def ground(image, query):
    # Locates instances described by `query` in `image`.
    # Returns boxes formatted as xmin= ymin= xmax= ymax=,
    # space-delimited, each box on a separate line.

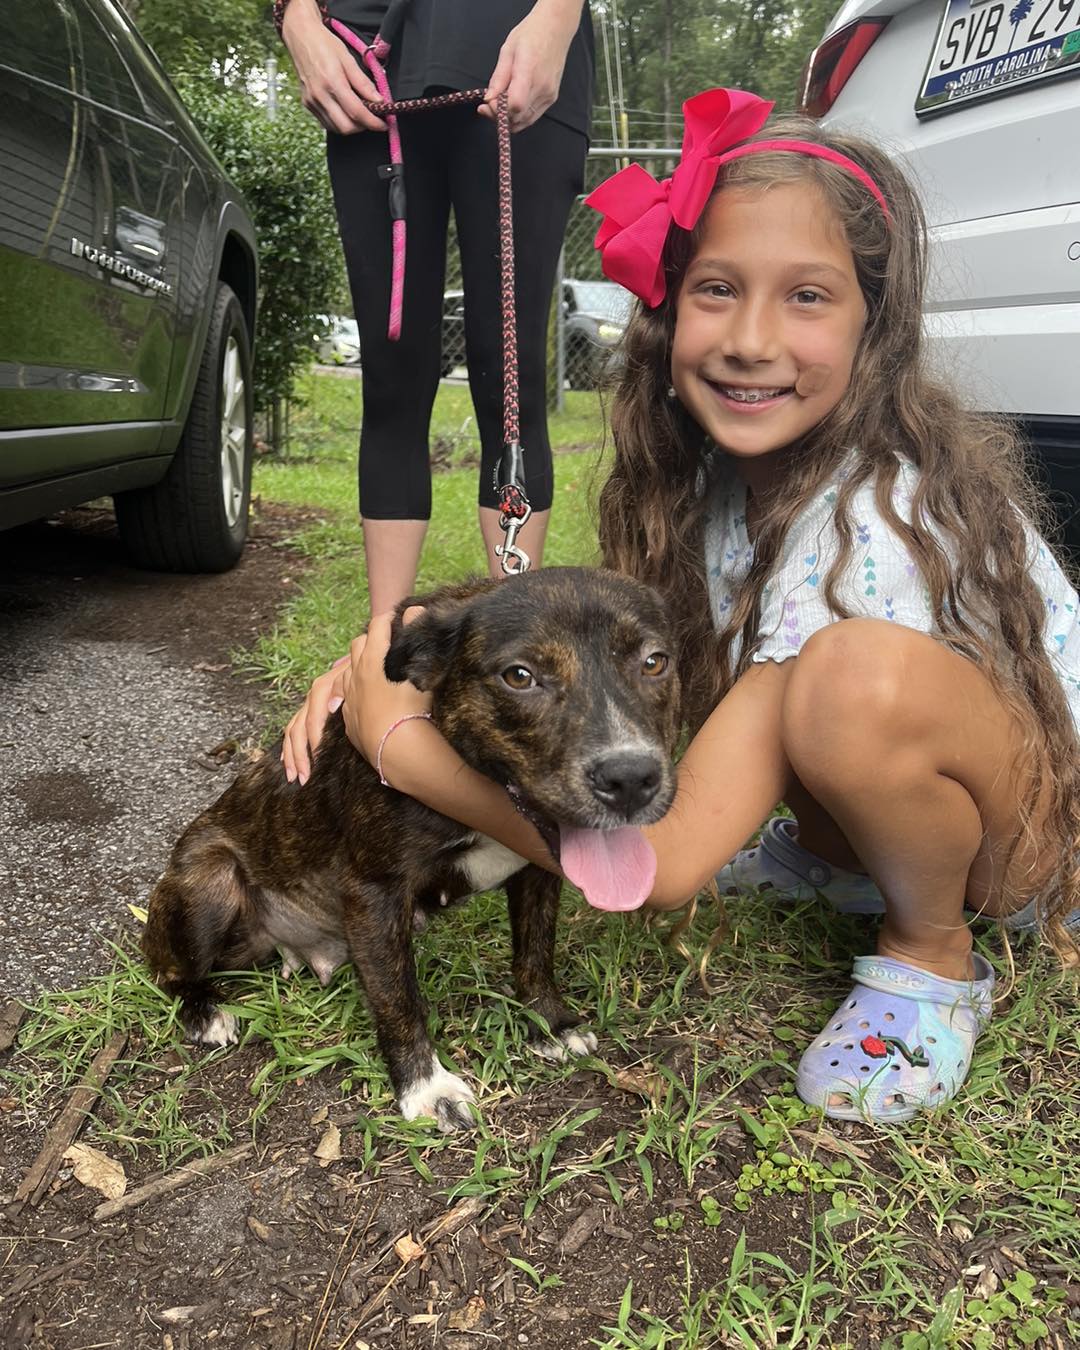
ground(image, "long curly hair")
xmin=597 ymin=114 xmax=1080 ymax=961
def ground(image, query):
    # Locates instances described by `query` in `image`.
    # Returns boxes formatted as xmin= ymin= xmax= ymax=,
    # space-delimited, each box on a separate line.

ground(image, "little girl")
xmin=283 ymin=88 xmax=1080 ymax=1124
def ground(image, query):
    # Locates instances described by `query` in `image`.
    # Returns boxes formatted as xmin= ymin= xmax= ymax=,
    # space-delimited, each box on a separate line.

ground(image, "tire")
xmin=566 ymin=336 xmax=598 ymax=391
xmin=115 ymin=281 xmax=253 ymax=573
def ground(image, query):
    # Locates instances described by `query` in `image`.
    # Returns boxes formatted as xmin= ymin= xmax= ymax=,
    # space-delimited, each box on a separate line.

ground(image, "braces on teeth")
xmin=723 ymin=387 xmax=786 ymax=403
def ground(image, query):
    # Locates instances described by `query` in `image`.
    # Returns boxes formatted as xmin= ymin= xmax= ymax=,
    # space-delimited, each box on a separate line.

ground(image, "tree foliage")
xmin=120 ymin=0 xmax=275 ymax=79
xmin=593 ymin=0 xmax=837 ymax=145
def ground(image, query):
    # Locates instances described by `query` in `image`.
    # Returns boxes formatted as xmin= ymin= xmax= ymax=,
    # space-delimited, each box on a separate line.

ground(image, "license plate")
xmin=917 ymin=0 xmax=1080 ymax=115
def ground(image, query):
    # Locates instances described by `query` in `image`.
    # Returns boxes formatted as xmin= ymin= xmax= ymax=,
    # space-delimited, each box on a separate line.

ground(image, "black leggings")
xmin=327 ymin=105 xmax=586 ymax=519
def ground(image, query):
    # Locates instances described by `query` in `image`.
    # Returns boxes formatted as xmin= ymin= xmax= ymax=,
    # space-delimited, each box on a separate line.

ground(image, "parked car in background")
xmin=803 ymin=0 xmax=1080 ymax=564
xmin=438 ymin=280 xmax=634 ymax=389
xmin=563 ymin=279 xmax=633 ymax=389
xmin=0 ymin=0 xmax=258 ymax=572
xmin=314 ymin=314 xmax=360 ymax=366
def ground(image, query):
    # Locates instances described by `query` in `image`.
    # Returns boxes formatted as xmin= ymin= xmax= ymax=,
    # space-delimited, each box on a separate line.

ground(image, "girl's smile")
xmin=671 ymin=182 xmax=866 ymax=485
xmin=706 ymin=381 xmax=794 ymax=413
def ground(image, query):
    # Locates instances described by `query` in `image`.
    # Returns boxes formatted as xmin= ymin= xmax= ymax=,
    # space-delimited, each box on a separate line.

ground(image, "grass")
xmin=8 ymin=895 xmax=1077 ymax=1345
xmin=5 ymin=372 xmax=1078 ymax=1347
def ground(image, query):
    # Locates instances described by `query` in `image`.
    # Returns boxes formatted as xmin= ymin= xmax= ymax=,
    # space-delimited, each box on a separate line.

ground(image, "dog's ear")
xmin=383 ymin=576 xmax=498 ymax=689
xmin=384 ymin=605 xmax=470 ymax=691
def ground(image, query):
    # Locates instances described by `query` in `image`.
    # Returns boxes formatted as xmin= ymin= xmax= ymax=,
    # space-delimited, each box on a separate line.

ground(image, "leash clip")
xmin=496 ymin=510 xmax=531 ymax=575
xmin=495 ymin=441 xmax=531 ymax=575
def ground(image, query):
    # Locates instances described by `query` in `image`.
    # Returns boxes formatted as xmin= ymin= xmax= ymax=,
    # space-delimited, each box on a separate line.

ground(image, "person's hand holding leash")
xmin=480 ymin=0 xmax=584 ymax=132
xmin=282 ymin=0 xmax=386 ymax=133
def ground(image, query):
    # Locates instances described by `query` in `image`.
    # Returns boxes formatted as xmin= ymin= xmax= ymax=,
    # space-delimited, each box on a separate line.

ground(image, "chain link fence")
xmin=310 ymin=148 xmax=678 ymax=400
xmin=439 ymin=146 xmax=677 ymax=397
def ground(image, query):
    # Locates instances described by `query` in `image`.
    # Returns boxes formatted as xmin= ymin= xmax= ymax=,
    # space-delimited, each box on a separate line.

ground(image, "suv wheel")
xmin=115 ymin=281 xmax=253 ymax=572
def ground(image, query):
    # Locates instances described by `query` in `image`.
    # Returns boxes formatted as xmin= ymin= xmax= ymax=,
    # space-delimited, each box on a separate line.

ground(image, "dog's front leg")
xmin=342 ymin=883 xmax=476 ymax=1133
xmin=506 ymin=866 xmax=598 ymax=1062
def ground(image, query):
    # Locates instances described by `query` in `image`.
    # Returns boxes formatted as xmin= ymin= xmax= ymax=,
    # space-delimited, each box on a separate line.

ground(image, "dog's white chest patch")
xmin=459 ymin=834 xmax=528 ymax=892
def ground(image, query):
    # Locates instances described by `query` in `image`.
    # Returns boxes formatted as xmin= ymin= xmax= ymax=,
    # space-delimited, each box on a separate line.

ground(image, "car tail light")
xmin=799 ymin=18 xmax=889 ymax=118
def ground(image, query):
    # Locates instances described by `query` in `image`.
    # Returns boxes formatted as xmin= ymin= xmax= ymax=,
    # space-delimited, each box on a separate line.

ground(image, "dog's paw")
xmin=530 ymin=1026 xmax=599 ymax=1063
xmin=190 ymin=1009 xmax=240 ymax=1048
xmin=398 ymin=1055 xmax=477 ymax=1133
xmin=278 ymin=946 xmax=302 ymax=979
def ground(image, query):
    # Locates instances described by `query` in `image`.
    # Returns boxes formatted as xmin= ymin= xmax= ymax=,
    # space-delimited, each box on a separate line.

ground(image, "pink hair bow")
xmin=585 ymin=88 xmax=774 ymax=308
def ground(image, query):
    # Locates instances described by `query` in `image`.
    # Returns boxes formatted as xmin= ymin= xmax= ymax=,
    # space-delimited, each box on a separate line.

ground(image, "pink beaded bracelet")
xmin=375 ymin=712 xmax=433 ymax=787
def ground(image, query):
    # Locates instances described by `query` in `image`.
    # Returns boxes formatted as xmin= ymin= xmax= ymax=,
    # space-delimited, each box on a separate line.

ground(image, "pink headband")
xmin=585 ymin=88 xmax=890 ymax=308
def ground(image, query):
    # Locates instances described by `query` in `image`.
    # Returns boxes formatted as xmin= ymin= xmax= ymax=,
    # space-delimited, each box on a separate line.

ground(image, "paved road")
xmin=0 ymin=507 xmax=302 ymax=1000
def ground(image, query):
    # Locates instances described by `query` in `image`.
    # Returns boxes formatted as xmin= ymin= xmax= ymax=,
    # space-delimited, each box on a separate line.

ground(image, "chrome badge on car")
xmin=70 ymin=237 xmax=173 ymax=296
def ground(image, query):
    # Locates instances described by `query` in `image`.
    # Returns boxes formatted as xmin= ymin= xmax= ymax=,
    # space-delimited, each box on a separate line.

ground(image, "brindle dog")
xmin=143 ymin=567 xmax=680 ymax=1131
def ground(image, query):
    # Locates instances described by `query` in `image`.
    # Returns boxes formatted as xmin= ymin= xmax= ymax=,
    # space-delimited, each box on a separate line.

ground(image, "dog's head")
xmin=384 ymin=568 xmax=681 ymax=912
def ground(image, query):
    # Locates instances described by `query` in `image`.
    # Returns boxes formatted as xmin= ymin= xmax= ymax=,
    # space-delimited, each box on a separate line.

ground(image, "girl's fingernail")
xmin=285 ymin=766 xmax=295 ymax=782
xmin=328 ymin=696 xmax=344 ymax=713
xmin=298 ymin=772 xmax=308 ymax=787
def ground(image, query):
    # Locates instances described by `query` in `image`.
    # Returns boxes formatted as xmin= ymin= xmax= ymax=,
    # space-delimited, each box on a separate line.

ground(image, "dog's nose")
xmin=587 ymin=751 xmax=661 ymax=816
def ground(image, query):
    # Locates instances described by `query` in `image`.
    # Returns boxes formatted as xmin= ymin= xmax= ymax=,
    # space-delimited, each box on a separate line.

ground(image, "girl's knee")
xmin=781 ymin=620 xmax=936 ymax=767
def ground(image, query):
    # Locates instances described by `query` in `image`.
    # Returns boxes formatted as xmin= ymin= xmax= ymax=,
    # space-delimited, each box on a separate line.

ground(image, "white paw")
xmin=195 ymin=1009 xmax=239 ymax=1048
xmin=398 ymin=1054 xmax=476 ymax=1133
xmin=531 ymin=1026 xmax=598 ymax=1062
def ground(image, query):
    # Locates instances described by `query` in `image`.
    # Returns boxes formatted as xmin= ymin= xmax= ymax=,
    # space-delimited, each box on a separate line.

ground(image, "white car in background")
xmin=802 ymin=0 xmax=1080 ymax=563
xmin=314 ymin=315 xmax=360 ymax=366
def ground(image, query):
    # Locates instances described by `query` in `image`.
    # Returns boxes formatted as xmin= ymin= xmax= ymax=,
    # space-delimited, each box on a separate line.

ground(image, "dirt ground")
xmin=0 ymin=507 xmax=1067 ymax=1350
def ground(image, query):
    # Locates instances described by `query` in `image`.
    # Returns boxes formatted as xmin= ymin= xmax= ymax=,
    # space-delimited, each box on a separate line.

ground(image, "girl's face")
xmin=671 ymin=182 xmax=867 ymax=483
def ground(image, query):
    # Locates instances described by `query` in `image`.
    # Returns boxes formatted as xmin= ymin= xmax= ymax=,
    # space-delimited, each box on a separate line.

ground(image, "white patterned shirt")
xmin=702 ymin=457 xmax=1080 ymax=729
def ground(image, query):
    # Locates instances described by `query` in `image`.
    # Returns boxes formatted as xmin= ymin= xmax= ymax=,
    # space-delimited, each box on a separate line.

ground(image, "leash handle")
xmin=329 ymin=19 xmax=406 ymax=339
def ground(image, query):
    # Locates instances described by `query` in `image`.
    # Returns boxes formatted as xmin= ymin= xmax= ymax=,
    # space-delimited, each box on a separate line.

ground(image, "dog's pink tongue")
xmin=560 ymin=826 xmax=656 ymax=912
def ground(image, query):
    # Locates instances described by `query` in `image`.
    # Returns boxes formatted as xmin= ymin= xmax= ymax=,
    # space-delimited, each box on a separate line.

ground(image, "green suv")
xmin=0 ymin=0 xmax=259 ymax=572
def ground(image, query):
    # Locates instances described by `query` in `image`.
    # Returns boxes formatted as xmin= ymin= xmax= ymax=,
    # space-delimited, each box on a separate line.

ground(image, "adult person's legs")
xmin=327 ymin=115 xmax=452 ymax=614
xmin=451 ymin=110 xmax=587 ymax=575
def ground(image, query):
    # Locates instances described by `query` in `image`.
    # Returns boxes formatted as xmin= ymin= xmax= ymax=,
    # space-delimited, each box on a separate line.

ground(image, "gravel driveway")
xmin=0 ymin=505 xmax=307 ymax=1000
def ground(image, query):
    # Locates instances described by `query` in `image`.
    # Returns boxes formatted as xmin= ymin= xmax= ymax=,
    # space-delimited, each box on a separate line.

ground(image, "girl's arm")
xmin=480 ymin=0 xmax=588 ymax=132
xmin=346 ymin=616 xmax=796 ymax=911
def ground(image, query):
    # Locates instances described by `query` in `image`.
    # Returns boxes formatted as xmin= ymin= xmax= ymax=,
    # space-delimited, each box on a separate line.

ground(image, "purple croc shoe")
xmin=795 ymin=953 xmax=995 ymax=1123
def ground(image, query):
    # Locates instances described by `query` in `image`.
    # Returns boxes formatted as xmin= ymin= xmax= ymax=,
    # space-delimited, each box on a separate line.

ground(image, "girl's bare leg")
xmin=779 ymin=619 xmax=1044 ymax=982
xmin=361 ymin=518 xmax=429 ymax=616
xmin=782 ymin=781 xmax=864 ymax=872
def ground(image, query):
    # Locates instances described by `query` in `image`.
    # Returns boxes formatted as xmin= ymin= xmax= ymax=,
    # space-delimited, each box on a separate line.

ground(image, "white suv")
xmin=802 ymin=0 xmax=1080 ymax=561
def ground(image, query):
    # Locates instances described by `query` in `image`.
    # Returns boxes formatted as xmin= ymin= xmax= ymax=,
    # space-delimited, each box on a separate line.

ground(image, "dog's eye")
xmin=642 ymin=652 xmax=669 ymax=678
xmin=501 ymin=665 xmax=537 ymax=690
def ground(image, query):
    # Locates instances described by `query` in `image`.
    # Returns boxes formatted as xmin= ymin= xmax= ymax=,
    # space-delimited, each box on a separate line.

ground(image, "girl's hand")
xmin=340 ymin=610 xmax=432 ymax=771
xmin=480 ymin=0 xmax=580 ymax=132
xmin=281 ymin=0 xmax=386 ymax=134
xmin=282 ymin=655 xmax=349 ymax=785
